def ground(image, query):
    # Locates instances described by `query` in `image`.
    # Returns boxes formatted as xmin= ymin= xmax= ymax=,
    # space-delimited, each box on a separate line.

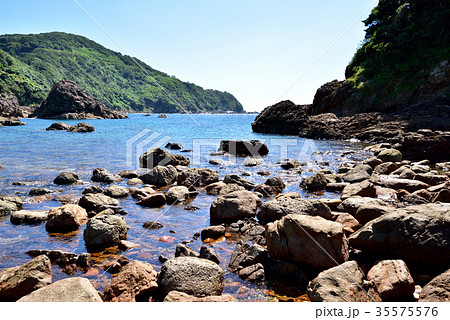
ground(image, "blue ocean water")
xmin=0 ymin=114 xmax=368 ymax=301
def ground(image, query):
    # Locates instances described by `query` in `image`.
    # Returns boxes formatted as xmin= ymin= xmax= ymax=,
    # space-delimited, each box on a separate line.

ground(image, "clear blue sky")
xmin=0 ymin=0 xmax=377 ymax=111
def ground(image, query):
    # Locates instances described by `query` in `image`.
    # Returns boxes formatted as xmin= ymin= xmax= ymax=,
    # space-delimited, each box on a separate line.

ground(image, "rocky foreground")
xmin=0 ymin=140 xmax=449 ymax=302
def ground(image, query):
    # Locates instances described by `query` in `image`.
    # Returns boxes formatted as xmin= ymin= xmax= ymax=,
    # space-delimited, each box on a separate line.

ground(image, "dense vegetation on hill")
xmin=0 ymin=32 xmax=244 ymax=113
xmin=346 ymin=0 xmax=449 ymax=100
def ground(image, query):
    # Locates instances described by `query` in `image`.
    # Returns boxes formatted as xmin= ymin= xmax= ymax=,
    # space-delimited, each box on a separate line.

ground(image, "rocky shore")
xmin=0 ymin=139 xmax=449 ymax=302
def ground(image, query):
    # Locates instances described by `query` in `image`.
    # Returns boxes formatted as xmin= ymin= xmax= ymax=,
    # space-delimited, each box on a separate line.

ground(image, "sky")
xmin=0 ymin=0 xmax=378 ymax=112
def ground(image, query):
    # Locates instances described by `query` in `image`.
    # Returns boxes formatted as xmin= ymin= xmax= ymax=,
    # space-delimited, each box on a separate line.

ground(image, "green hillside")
xmin=0 ymin=32 xmax=244 ymax=113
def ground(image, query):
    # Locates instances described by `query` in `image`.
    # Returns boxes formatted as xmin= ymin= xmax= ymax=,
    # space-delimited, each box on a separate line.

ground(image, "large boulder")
xmin=83 ymin=215 xmax=127 ymax=251
xmin=177 ymin=168 xmax=219 ymax=187
xmin=218 ymin=140 xmax=269 ymax=156
xmin=223 ymin=174 xmax=255 ymax=190
xmin=0 ymin=195 xmax=23 ymax=217
xmin=419 ymin=269 xmax=450 ymax=302
xmin=349 ymin=203 xmax=450 ymax=267
xmin=53 ymin=171 xmax=80 ymax=185
xmin=0 ymin=256 xmax=52 ymax=301
xmin=17 ymin=277 xmax=102 ymax=302
xmin=158 ymin=257 xmax=224 ymax=297
xmin=103 ymin=260 xmax=158 ymax=302
xmin=257 ymin=196 xmax=331 ymax=225
xmin=34 ymin=80 xmax=128 ymax=119
xmin=307 ymin=261 xmax=381 ymax=302
xmin=266 ymin=214 xmax=349 ymax=270
xmin=78 ymin=193 xmax=119 ymax=214
xmin=10 ymin=210 xmax=48 ymax=225
xmin=139 ymin=147 xmax=189 ymax=169
xmin=210 ymin=190 xmax=259 ymax=222
xmin=139 ymin=165 xmax=178 ymax=187
xmin=45 ymin=204 xmax=88 ymax=232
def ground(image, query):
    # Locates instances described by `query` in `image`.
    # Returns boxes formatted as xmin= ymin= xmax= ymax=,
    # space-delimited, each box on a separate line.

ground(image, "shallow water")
xmin=0 ymin=114 xmax=370 ymax=301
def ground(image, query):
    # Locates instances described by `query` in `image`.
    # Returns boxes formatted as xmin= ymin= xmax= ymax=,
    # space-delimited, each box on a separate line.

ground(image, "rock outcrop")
xmin=33 ymin=80 xmax=128 ymax=120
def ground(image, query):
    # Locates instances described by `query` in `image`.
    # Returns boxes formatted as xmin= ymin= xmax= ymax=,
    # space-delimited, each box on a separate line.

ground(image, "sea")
xmin=0 ymin=113 xmax=370 ymax=301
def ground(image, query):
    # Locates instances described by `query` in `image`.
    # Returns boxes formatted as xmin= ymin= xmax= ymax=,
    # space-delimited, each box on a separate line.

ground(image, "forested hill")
xmin=0 ymin=32 xmax=244 ymax=113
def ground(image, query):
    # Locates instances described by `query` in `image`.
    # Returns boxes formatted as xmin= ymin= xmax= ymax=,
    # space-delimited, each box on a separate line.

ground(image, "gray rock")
xmin=384 ymin=178 xmax=429 ymax=192
xmin=68 ymin=122 xmax=95 ymax=133
xmin=223 ymin=174 xmax=255 ymax=190
xmin=378 ymin=149 xmax=402 ymax=163
xmin=142 ymin=220 xmax=163 ymax=230
xmin=337 ymin=197 xmax=387 ymax=215
xmin=280 ymin=159 xmax=300 ymax=170
xmin=210 ymin=190 xmax=259 ymax=222
xmin=175 ymin=244 xmax=199 ymax=258
xmin=166 ymin=186 xmax=190 ymax=204
xmin=342 ymin=166 xmax=371 ymax=183
xmin=177 ymin=168 xmax=219 ymax=187
xmin=0 ymin=255 xmax=52 ymax=301
xmin=205 ymin=182 xmax=227 ymax=195
xmin=266 ymin=214 xmax=348 ymax=270
xmin=257 ymin=196 xmax=332 ymax=225
xmin=91 ymin=168 xmax=122 ymax=184
xmin=199 ymin=245 xmax=220 ymax=264
xmin=242 ymin=158 xmax=262 ymax=167
xmin=53 ymin=171 xmax=79 ymax=185
xmin=229 ymin=242 xmax=268 ymax=271
xmin=83 ymin=215 xmax=127 ymax=251
xmin=139 ymin=165 xmax=178 ymax=187
xmin=238 ymin=263 xmax=265 ymax=284
xmin=374 ymin=162 xmax=399 ymax=175
xmin=28 ymin=188 xmax=53 ymax=196
xmin=139 ymin=147 xmax=189 ymax=169
xmin=18 ymin=277 xmax=102 ymax=302
xmin=300 ymin=172 xmax=328 ymax=191
xmin=341 ymin=181 xmax=377 ymax=199
xmin=82 ymin=186 xmax=104 ymax=195
xmin=219 ymin=183 xmax=246 ymax=196
xmin=307 ymin=261 xmax=381 ymax=302
xmin=78 ymin=193 xmax=119 ymax=214
xmin=159 ymin=257 xmax=224 ymax=297
xmin=45 ymin=122 xmax=72 ymax=131
xmin=10 ymin=210 xmax=48 ymax=225
xmin=218 ymin=140 xmax=269 ymax=156
xmin=104 ymin=185 xmax=129 ymax=198
xmin=363 ymin=157 xmax=383 ymax=169
xmin=349 ymin=203 xmax=450 ymax=267
xmin=0 ymin=196 xmax=23 ymax=217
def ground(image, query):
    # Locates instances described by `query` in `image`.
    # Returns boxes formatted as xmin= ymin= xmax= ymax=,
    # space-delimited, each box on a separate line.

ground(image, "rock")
xmin=77 ymin=253 xmax=92 ymax=270
xmin=28 ymin=188 xmax=53 ymax=196
xmin=83 ymin=215 xmax=127 ymax=251
xmin=363 ymin=157 xmax=383 ymax=169
xmin=384 ymin=178 xmax=429 ymax=192
xmin=432 ymin=188 xmax=450 ymax=202
xmin=403 ymin=193 xmax=429 ymax=205
xmin=238 ymin=263 xmax=265 ymax=284
xmin=18 ymin=277 xmax=102 ymax=302
xmin=337 ymin=197 xmax=387 ymax=215
xmin=0 ymin=255 xmax=52 ymax=301
xmin=158 ymin=114 xmax=167 ymax=118
xmin=242 ymin=158 xmax=262 ymax=167
xmin=374 ymin=162 xmax=400 ymax=175
xmin=78 ymin=193 xmax=119 ymax=214
xmin=166 ymin=186 xmax=190 ymax=204
xmin=414 ymin=173 xmax=447 ymax=186
xmin=355 ymin=204 xmax=395 ymax=225
xmin=177 ymin=168 xmax=219 ymax=187
xmin=219 ymin=183 xmax=246 ymax=196
xmin=165 ymin=142 xmax=183 ymax=150
xmin=139 ymin=147 xmax=189 ymax=169
xmin=199 ymin=245 xmax=220 ymax=264
xmin=325 ymin=182 xmax=348 ymax=192
xmin=91 ymin=168 xmax=122 ymax=183
xmin=137 ymin=193 xmax=166 ymax=208
xmin=0 ymin=93 xmax=33 ymax=118
xmin=127 ymin=178 xmax=143 ymax=186
xmin=0 ymin=116 xmax=26 ymax=126
xmin=205 ymin=182 xmax=227 ymax=195
xmin=68 ymin=122 xmax=95 ymax=132
xmin=53 ymin=171 xmax=79 ymax=185
xmin=223 ymin=174 xmax=255 ymax=190
xmin=257 ymin=196 xmax=332 ymax=225
xmin=334 ymin=212 xmax=361 ymax=235
xmin=26 ymin=249 xmax=78 ymax=267
xmin=342 ymin=166 xmax=371 ymax=183
xmin=280 ymin=159 xmax=300 ymax=170
xmin=419 ymin=269 xmax=450 ymax=302
xmin=163 ymin=291 xmax=236 ymax=302
xmin=349 ymin=203 xmax=450 ymax=267
xmin=0 ymin=196 xmax=23 ymax=217
xmin=139 ymin=165 xmax=178 ymax=187
xmin=10 ymin=210 xmax=48 ymax=225
xmin=45 ymin=122 xmax=72 ymax=131
xmin=398 ymin=168 xmax=416 ymax=179
xmin=159 ymin=257 xmax=224 ymax=297
xmin=300 ymin=172 xmax=328 ymax=191
xmin=102 ymin=260 xmax=158 ymax=302
xmin=341 ymin=181 xmax=377 ymax=199
xmin=142 ymin=221 xmax=163 ymax=230
xmin=307 ymin=261 xmax=381 ymax=302
xmin=260 ymin=176 xmax=286 ymax=195
xmin=175 ymin=244 xmax=199 ymax=258
xmin=209 ymin=159 xmax=224 ymax=165
xmin=119 ymin=170 xmax=139 ymax=179
xmin=218 ymin=140 xmax=269 ymax=156
xmin=266 ymin=214 xmax=348 ymax=270
xmin=34 ymin=80 xmax=127 ymax=119
xmin=229 ymin=242 xmax=268 ymax=271
xmin=82 ymin=186 xmax=104 ymax=195
xmin=201 ymin=225 xmax=226 ymax=240
xmin=103 ymin=185 xmax=129 ymax=198
xmin=367 ymin=260 xmax=415 ymax=301
xmin=378 ymin=149 xmax=402 ymax=162
xmin=210 ymin=190 xmax=259 ymax=222
xmin=45 ymin=204 xmax=88 ymax=232
xmin=129 ymin=186 xmax=155 ymax=200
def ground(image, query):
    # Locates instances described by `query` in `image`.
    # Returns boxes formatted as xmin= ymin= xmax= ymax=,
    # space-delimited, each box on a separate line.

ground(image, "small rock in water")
xmin=28 ymin=188 xmax=53 ymax=196
xmin=53 ymin=172 xmax=79 ymax=185
xmin=142 ymin=220 xmax=163 ymax=230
